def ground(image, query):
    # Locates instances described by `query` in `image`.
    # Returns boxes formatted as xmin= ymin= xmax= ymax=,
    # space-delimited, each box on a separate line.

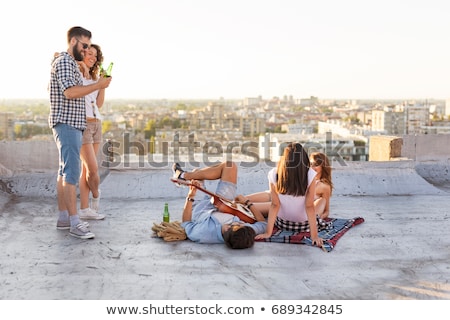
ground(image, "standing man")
xmin=49 ymin=26 xmax=111 ymax=239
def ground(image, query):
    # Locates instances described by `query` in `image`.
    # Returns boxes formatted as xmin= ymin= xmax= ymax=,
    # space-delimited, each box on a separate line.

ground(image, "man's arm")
xmin=181 ymin=182 xmax=198 ymax=222
xmin=64 ymin=77 xmax=111 ymax=99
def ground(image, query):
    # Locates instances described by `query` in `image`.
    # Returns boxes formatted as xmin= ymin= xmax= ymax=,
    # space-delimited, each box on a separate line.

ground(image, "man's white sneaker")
xmin=69 ymin=223 xmax=95 ymax=239
xmin=79 ymin=208 xmax=105 ymax=220
xmin=57 ymin=220 xmax=89 ymax=230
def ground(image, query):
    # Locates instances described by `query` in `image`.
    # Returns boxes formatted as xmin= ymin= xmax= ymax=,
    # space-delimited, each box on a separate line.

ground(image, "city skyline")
xmin=1 ymin=0 xmax=449 ymax=101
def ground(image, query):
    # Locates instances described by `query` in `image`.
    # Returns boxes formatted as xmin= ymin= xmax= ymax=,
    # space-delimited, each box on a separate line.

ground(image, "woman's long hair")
xmin=310 ymin=152 xmax=333 ymax=195
xmin=88 ymin=44 xmax=103 ymax=81
xmin=276 ymin=142 xmax=310 ymax=196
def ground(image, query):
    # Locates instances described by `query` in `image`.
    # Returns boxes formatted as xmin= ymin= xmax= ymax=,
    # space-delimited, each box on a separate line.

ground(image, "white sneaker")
xmin=57 ymin=220 xmax=89 ymax=230
xmin=79 ymin=208 xmax=105 ymax=220
xmin=91 ymin=190 xmax=101 ymax=212
xmin=69 ymin=223 xmax=95 ymax=239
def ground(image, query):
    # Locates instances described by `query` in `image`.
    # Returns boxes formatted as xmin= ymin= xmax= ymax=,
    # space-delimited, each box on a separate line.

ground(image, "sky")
xmin=1 ymin=0 xmax=449 ymax=101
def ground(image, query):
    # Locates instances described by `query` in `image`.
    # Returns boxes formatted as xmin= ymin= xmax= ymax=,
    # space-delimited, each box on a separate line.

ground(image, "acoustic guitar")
xmin=170 ymin=178 xmax=256 ymax=223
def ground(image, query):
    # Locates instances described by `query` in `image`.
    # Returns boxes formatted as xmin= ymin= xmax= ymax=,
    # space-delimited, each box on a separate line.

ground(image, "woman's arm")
xmin=315 ymin=181 xmax=332 ymax=219
xmin=306 ymin=182 xmax=323 ymax=247
xmin=321 ymin=184 xmax=331 ymax=219
xmin=255 ymin=183 xmax=279 ymax=239
xmin=96 ymin=88 xmax=105 ymax=108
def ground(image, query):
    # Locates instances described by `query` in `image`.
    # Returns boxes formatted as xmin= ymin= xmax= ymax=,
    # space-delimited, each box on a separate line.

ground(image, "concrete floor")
xmin=1 ymin=189 xmax=449 ymax=300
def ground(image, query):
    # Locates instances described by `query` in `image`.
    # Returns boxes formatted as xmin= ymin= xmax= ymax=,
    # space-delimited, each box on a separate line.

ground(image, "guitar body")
xmin=211 ymin=197 xmax=256 ymax=224
xmin=170 ymin=178 xmax=256 ymax=223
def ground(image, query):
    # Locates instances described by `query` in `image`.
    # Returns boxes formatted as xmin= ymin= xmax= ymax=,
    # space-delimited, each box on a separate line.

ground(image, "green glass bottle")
xmin=99 ymin=63 xmax=105 ymax=78
xmin=163 ymin=203 xmax=170 ymax=222
xmin=104 ymin=62 xmax=113 ymax=77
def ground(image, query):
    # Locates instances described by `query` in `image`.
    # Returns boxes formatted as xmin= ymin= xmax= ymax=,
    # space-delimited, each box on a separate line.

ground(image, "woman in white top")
xmin=254 ymin=143 xmax=323 ymax=247
xmin=77 ymin=44 xmax=107 ymax=220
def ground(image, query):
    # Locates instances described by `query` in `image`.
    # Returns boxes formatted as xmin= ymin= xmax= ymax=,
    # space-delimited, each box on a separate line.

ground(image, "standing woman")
xmin=78 ymin=44 xmax=107 ymax=220
xmin=255 ymin=143 xmax=323 ymax=247
xmin=310 ymin=152 xmax=333 ymax=220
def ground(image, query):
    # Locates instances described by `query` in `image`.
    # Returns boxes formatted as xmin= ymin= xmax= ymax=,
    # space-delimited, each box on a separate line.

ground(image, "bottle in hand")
xmin=100 ymin=62 xmax=113 ymax=78
xmin=105 ymin=62 xmax=113 ymax=77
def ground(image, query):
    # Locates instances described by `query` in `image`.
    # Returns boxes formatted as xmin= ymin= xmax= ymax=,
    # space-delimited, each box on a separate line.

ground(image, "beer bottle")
xmin=99 ymin=63 xmax=105 ymax=78
xmin=163 ymin=203 xmax=170 ymax=222
xmin=104 ymin=62 xmax=113 ymax=77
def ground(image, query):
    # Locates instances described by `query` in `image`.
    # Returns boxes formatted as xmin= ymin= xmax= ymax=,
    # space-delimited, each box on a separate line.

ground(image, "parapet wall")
xmin=401 ymin=134 xmax=450 ymax=162
xmin=0 ymin=160 xmax=446 ymax=198
xmin=2 ymin=134 xmax=450 ymax=172
xmin=370 ymin=134 xmax=450 ymax=162
xmin=1 ymin=135 xmax=450 ymax=198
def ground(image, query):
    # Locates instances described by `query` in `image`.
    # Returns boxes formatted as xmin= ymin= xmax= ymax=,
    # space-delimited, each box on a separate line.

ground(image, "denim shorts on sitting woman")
xmin=52 ymin=123 xmax=82 ymax=185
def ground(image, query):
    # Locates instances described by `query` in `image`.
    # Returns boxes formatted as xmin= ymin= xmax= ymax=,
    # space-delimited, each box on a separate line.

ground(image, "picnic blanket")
xmin=256 ymin=217 xmax=364 ymax=252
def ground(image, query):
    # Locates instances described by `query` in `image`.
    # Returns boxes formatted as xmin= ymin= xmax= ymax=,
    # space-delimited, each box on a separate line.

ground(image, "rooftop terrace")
xmin=0 ymin=136 xmax=449 ymax=300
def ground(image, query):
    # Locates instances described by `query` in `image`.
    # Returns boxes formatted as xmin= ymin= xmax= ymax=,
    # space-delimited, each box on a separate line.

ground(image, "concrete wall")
xmin=401 ymin=134 xmax=450 ymax=162
xmin=0 ymin=140 xmax=59 ymax=173
xmin=0 ymin=160 xmax=445 ymax=198
xmin=3 ymin=135 xmax=450 ymax=172
xmin=1 ymin=136 xmax=450 ymax=198
xmin=368 ymin=134 xmax=450 ymax=162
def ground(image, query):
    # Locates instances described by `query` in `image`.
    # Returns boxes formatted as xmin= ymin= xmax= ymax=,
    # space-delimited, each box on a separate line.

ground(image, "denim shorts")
xmin=192 ymin=180 xmax=237 ymax=220
xmin=52 ymin=123 xmax=82 ymax=185
xmin=215 ymin=180 xmax=237 ymax=200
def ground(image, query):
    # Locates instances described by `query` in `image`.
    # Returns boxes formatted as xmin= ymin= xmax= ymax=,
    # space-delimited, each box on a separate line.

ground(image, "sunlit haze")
xmin=1 ymin=0 xmax=449 ymax=100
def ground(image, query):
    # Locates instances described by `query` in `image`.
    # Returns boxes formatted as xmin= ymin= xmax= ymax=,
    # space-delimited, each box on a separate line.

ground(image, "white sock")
xmin=58 ymin=210 xmax=69 ymax=221
xmin=70 ymin=215 xmax=81 ymax=228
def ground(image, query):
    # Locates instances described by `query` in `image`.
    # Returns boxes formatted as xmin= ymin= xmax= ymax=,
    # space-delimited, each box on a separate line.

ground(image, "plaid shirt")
xmin=48 ymin=52 xmax=86 ymax=130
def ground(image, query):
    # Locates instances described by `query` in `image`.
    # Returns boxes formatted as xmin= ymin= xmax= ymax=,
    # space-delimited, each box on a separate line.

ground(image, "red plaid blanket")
xmin=256 ymin=217 xmax=365 ymax=252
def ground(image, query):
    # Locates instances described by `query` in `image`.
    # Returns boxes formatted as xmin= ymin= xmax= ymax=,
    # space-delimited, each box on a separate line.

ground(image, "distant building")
xmin=298 ymin=96 xmax=319 ymax=107
xmin=372 ymin=104 xmax=430 ymax=135
xmin=371 ymin=109 xmax=406 ymax=135
xmin=281 ymin=123 xmax=314 ymax=135
xmin=243 ymin=96 xmax=262 ymax=106
xmin=405 ymin=105 xmax=429 ymax=134
xmin=0 ymin=112 xmax=14 ymax=140
xmin=259 ymin=132 xmax=368 ymax=163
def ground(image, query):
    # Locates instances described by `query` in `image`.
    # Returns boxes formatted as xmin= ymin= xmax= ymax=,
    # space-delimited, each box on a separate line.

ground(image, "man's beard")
xmin=73 ymin=45 xmax=84 ymax=61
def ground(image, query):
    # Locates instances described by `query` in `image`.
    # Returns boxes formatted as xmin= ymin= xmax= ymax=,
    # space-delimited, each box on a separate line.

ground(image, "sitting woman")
xmin=253 ymin=143 xmax=324 ymax=247
xmin=310 ymin=152 xmax=334 ymax=220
